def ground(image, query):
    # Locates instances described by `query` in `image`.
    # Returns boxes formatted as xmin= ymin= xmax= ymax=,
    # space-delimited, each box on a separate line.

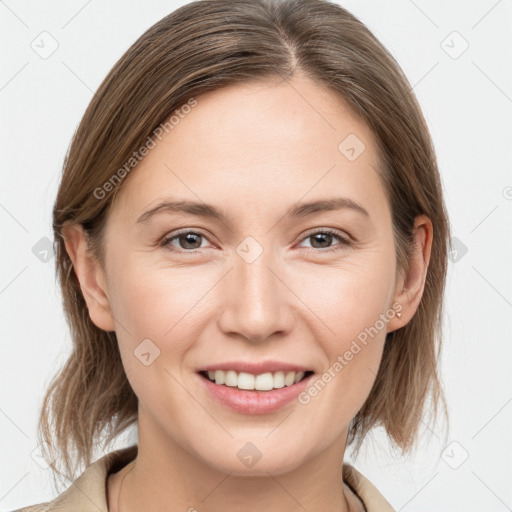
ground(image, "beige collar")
xmin=15 ymin=444 xmax=395 ymax=512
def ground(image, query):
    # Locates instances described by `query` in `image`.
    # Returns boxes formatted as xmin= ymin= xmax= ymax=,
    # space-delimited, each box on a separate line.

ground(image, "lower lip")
xmin=198 ymin=373 xmax=314 ymax=415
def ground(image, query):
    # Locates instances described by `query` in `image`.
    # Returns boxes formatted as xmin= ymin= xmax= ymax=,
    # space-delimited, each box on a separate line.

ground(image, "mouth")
xmin=198 ymin=369 xmax=315 ymax=392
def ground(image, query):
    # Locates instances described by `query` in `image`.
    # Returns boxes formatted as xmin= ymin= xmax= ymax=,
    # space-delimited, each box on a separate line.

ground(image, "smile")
xmin=199 ymin=369 xmax=314 ymax=391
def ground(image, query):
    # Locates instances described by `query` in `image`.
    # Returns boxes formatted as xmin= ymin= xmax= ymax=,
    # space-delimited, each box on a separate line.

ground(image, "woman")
xmin=15 ymin=0 xmax=450 ymax=510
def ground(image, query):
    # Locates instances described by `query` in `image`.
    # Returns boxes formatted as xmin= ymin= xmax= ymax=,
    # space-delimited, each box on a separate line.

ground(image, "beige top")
xmin=13 ymin=444 xmax=395 ymax=512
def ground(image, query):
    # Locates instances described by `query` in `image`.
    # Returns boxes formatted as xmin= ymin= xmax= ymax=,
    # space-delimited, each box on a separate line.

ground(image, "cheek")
xmin=106 ymin=228 xmax=396 ymax=362
xmin=298 ymin=244 xmax=396 ymax=344
xmin=297 ymin=246 xmax=395 ymax=415
xmin=106 ymin=252 xmax=222 ymax=378
xmin=298 ymin=277 xmax=390 ymax=437
xmin=107 ymin=251 xmax=198 ymax=334
xmin=105 ymin=256 xmax=208 ymax=411
xmin=108 ymin=236 xmax=396 ymax=345
xmin=323 ymin=267 xmax=394 ymax=350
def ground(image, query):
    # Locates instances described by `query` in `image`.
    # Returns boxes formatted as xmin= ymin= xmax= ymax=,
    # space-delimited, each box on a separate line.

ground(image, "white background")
xmin=1 ymin=1 xmax=511 ymax=510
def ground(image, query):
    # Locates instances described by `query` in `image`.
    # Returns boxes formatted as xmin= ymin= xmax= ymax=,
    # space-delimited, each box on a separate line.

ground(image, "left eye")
xmin=160 ymin=229 xmax=350 ymax=254
xmin=298 ymin=229 xmax=350 ymax=252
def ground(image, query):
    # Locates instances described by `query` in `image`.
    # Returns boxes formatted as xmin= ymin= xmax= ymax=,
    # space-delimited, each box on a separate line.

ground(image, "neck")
xmin=112 ymin=412 xmax=360 ymax=512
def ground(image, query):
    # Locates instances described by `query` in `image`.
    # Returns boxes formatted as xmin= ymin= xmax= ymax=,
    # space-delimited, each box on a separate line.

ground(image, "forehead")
xmin=110 ymin=76 xmax=387 ymax=223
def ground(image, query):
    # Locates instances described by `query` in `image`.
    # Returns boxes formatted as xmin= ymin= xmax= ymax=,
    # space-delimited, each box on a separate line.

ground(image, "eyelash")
xmin=159 ymin=228 xmax=352 ymax=255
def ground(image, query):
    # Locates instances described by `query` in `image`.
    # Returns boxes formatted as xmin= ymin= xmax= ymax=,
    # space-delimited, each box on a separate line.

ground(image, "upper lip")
xmin=197 ymin=361 xmax=313 ymax=375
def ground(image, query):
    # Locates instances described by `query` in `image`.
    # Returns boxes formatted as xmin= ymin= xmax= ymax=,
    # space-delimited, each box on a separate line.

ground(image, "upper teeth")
xmin=207 ymin=370 xmax=306 ymax=390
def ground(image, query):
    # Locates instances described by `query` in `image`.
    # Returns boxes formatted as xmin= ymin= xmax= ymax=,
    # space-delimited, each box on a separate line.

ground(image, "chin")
xmin=200 ymin=441 xmax=308 ymax=477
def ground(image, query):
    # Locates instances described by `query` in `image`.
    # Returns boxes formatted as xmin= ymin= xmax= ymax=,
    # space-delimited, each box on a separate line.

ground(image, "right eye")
xmin=160 ymin=230 xmax=211 ymax=254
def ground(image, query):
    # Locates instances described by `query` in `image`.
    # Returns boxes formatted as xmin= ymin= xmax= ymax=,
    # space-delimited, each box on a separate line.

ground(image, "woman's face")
xmin=97 ymin=76 xmax=403 ymax=474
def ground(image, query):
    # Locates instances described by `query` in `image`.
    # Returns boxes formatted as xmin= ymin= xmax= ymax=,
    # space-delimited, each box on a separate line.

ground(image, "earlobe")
xmin=62 ymin=223 xmax=116 ymax=332
xmin=388 ymin=215 xmax=433 ymax=332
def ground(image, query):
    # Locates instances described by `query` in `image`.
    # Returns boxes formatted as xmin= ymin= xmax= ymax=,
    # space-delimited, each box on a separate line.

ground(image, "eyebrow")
xmin=136 ymin=197 xmax=370 ymax=224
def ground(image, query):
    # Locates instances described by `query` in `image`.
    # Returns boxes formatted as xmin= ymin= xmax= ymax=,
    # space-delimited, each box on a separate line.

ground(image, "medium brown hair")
xmin=40 ymin=0 xmax=451 ymax=485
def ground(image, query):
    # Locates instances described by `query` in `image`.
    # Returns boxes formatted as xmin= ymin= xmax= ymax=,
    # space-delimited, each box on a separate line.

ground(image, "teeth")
xmin=204 ymin=370 xmax=309 ymax=390
xmin=294 ymin=371 xmax=305 ymax=383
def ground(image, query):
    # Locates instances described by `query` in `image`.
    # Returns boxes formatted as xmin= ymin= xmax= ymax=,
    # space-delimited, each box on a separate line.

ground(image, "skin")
xmin=64 ymin=74 xmax=432 ymax=512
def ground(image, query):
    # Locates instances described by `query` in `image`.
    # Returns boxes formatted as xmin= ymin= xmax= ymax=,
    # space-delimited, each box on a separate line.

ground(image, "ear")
xmin=62 ymin=223 xmax=116 ymax=332
xmin=387 ymin=214 xmax=433 ymax=333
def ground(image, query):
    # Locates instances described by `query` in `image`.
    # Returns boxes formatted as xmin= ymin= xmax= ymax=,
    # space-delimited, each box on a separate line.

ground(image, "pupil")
xmin=312 ymin=233 xmax=331 ymax=248
xmin=181 ymin=233 xmax=201 ymax=249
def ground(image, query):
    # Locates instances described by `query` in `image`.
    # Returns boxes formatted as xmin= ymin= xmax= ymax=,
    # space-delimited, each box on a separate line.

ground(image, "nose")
xmin=217 ymin=250 xmax=296 ymax=343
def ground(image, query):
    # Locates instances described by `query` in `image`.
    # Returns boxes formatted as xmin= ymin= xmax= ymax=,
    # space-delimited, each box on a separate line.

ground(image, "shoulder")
xmin=11 ymin=505 xmax=51 ymax=512
xmin=10 ymin=445 xmax=138 ymax=512
xmin=342 ymin=462 xmax=396 ymax=512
